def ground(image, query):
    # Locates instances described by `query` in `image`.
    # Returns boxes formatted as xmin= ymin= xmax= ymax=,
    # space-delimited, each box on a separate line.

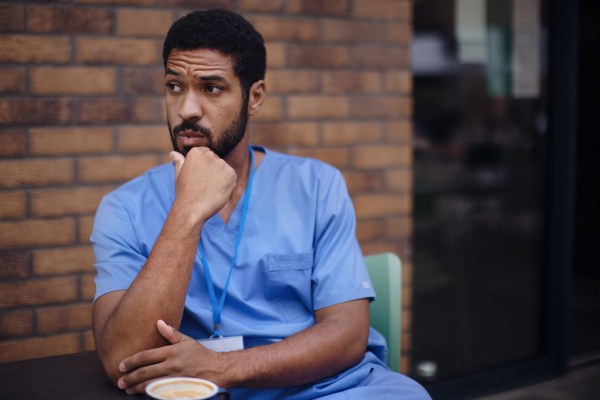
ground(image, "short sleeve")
xmin=311 ymin=169 xmax=376 ymax=310
xmin=90 ymin=194 xmax=146 ymax=302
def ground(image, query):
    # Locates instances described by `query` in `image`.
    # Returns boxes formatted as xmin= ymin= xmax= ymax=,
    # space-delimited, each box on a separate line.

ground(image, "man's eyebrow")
xmin=165 ymin=68 xmax=180 ymax=76
xmin=198 ymin=75 xmax=227 ymax=82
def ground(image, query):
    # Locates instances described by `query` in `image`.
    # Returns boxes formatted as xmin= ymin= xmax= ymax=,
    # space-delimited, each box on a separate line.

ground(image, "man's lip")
xmin=177 ymin=130 xmax=204 ymax=138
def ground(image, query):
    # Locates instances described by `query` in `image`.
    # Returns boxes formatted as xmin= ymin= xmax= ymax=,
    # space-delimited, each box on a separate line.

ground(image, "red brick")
xmin=0 ymin=311 xmax=33 ymax=340
xmin=158 ymin=0 xmax=233 ymax=8
xmin=265 ymin=70 xmax=317 ymax=93
xmin=401 ymin=332 xmax=411 ymax=353
xmin=31 ymin=186 xmax=115 ymax=217
xmin=290 ymin=45 xmax=349 ymax=68
xmin=342 ymin=171 xmax=381 ymax=194
xmin=0 ymin=219 xmax=76 ymax=250
xmin=251 ymin=123 xmax=318 ymax=146
xmin=79 ymin=217 xmax=95 ymax=244
xmin=30 ymin=67 xmax=116 ymax=95
xmin=119 ymin=125 xmax=171 ymax=153
xmin=353 ymin=194 xmax=411 ymax=218
xmin=0 ymin=276 xmax=78 ymax=310
xmin=354 ymin=0 xmax=411 ymax=20
xmin=288 ymin=0 xmax=347 ymax=16
xmin=36 ymin=303 xmax=93 ymax=334
xmin=78 ymin=97 xmax=160 ymax=124
xmin=29 ymin=127 xmax=114 ymax=156
xmin=354 ymin=47 xmax=408 ymax=69
xmin=0 ymin=192 xmax=27 ymax=219
xmin=287 ymin=96 xmax=349 ymax=120
xmin=241 ymin=0 xmax=282 ymax=12
xmin=402 ymin=261 xmax=412 ymax=286
xmin=352 ymin=96 xmax=411 ymax=119
xmin=0 ymin=35 xmax=70 ymax=64
xmin=323 ymin=122 xmax=380 ymax=145
xmin=251 ymin=97 xmax=282 ymax=122
xmin=76 ymin=38 xmax=156 ymax=65
xmin=81 ymin=273 xmax=96 ymax=301
xmin=117 ymin=9 xmax=173 ymax=37
xmin=0 ymin=252 xmax=29 ymax=280
xmin=386 ymin=22 xmax=412 ymax=45
xmin=322 ymin=71 xmax=381 ymax=94
xmin=385 ymin=70 xmax=412 ymax=94
xmin=355 ymin=220 xmax=382 ymax=242
xmin=385 ymin=169 xmax=412 ymax=192
xmin=265 ymin=43 xmax=286 ymax=68
xmin=28 ymin=6 xmax=113 ymax=34
xmin=386 ymin=121 xmax=412 ymax=143
xmin=0 ymin=333 xmax=80 ymax=363
xmin=0 ymin=159 xmax=74 ymax=188
xmin=254 ymin=16 xmax=317 ymax=42
xmin=79 ymin=155 xmax=158 ymax=183
xmin=401 ymin=283 xmax=412 ymax=307
xmin=360 ymin=241 xmax=410 ymax=259
xmin=123 ymin=67 xmax=165 ymax=95
xmin=0 ymin=130 xmax=25 ymax=156
xmin=0 ymin=68 xmax=25 ymax=95
xmin=75 ymin=0 xmax=153 ymax=5
xmin=83 ymin=329 xmax=96 ymax=350
xmin=288 ymin=148 xmax=348 ymax=168
xmin=0 ymin=99 xmax=72 ymax=126
xmin=401 ymin=309 xmax=411 ymax=331
xmin=321 ymin=19 xmax=380 ymax=43
xmin=354 ymin=146 xmax=412 ymax=169
xmin=33 ymin=246 xmax=96 ymax=276
xmin=0 ymin=5 xmax=24 ymax=32
xmin=400 ymin=355 xmax=410 ymax=375
xmin=385 ymin=216 xmax=412 ymax=239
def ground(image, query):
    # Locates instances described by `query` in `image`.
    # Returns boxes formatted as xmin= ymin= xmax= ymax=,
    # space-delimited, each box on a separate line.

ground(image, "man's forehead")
xmin=166 ymin=48 xmax=234 ymax=74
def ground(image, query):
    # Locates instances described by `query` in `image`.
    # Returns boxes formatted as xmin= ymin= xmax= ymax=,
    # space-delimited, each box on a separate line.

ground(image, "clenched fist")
xmin=170 ymin=147 xmax=237 ymax=224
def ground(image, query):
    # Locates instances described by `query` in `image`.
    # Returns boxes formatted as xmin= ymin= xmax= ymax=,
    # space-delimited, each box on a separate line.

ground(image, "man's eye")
xmin=206 ymin=85 xmax=223 ymax=93
xmin=167 ymin=83 xmax=182 ymax=93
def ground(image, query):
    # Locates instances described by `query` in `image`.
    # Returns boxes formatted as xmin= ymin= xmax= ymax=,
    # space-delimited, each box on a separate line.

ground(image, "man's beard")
xmin=168 ymin=95 xmax=249 ymax=159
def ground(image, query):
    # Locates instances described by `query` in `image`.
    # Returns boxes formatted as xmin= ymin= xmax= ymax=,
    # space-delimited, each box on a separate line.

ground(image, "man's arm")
xmin=117 ymin=298 xmax=370 ymax=394
xmin=93 ymin=147 xmax=237 ymax=385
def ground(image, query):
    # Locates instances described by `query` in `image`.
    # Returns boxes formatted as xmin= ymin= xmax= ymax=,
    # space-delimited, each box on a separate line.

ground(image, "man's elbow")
xmin=96 ymin=343 xmax=125 ymax=386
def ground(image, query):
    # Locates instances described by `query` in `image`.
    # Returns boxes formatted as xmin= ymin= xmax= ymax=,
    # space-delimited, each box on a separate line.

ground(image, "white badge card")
xmin=197 ymin=336 xmax=244 ymax=353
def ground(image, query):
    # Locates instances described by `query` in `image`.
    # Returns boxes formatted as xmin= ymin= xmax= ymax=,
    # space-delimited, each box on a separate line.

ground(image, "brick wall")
xmin=0 ymin=0 xmax=414 ymax=373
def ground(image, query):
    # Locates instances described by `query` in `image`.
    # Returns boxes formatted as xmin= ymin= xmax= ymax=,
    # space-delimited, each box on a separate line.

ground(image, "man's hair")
xmin=162 ymin=9 xmax=266 ymax=96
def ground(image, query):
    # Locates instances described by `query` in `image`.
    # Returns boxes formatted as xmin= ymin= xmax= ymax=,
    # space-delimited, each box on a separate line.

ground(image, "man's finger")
xmin=124 ymin=377 xmax=162 ymax=395
xmin=119 ymin=346 xmax=168 ymax=373
xmin=157 ymin=319 xmax=192 ymax=344
xmin=120 ymin=362 xmax=167 ymax=391
xmin=170 ymin=151 xmax=185 ymax=180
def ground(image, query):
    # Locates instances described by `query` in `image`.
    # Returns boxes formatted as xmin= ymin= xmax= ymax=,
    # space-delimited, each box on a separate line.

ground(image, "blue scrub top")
xmin=91 ymin=146 xmax=376 ymax=346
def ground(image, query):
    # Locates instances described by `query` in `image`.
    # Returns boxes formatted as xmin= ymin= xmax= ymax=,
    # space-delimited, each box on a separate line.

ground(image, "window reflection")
xmin=411 ymin=0 xmax=548 ymax=382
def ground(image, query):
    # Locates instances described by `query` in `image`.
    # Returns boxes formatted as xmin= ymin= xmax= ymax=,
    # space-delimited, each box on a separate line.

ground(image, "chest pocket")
xmin=268 ymin=251 xmax=313 ymax=322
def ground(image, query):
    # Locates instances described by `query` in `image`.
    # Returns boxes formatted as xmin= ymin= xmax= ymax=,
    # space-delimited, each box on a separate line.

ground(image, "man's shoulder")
xmin=262 ymin=147 xmax=341 ymax=182
xmin=102 ymin=162 xmax=174 ymax=206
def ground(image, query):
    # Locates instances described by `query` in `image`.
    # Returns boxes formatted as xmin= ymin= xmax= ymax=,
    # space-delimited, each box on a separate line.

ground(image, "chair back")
xmin=364 ymin=252 xmax=402 ymax=373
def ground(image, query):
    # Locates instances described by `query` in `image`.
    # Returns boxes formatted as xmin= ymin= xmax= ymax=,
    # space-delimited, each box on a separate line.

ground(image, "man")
xmin=91 ymin=9 xmax=430 ymax=400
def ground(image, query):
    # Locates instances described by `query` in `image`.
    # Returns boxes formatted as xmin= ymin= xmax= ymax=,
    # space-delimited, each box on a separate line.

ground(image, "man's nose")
xmin=178 ymin=91 xmax=203 ymax=122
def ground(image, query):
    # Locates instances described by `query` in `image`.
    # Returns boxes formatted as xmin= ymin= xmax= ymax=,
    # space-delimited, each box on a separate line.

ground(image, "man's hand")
xmin=117 ymin=320 xmax=228 ymax=395
xmin=170 ymin=147 xmax=237 ymax=224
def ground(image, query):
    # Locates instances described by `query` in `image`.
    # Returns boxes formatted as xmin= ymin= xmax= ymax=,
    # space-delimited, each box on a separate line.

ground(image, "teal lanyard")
xmin=198 ymin=146 xmax=254 ymax=338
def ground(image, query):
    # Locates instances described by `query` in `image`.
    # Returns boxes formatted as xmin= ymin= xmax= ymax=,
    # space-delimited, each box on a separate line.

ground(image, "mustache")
xmin=172 ymin=120 xmax=212 ymax=137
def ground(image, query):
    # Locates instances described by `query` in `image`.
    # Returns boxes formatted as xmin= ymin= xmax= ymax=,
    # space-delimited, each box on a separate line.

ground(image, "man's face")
xmin=164 ymin=48 xmax=248 ymax=158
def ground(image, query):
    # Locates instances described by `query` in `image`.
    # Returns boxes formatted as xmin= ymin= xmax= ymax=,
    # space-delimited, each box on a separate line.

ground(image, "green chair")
xmin=364 ymin=252 xmax=402 ymax=373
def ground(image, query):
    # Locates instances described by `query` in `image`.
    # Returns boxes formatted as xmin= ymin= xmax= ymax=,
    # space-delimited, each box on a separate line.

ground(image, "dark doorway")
xmin=569 ymin=0 xmax=600 ymax=361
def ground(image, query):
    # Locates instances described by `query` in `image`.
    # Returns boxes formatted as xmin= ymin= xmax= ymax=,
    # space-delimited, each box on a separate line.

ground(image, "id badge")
xmin=197 ymin=336 xmax=244 ymax=353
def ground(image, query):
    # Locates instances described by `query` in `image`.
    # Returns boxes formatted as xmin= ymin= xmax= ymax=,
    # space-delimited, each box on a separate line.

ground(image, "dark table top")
xmin=0 ymin=351 xmax=143 ymax=400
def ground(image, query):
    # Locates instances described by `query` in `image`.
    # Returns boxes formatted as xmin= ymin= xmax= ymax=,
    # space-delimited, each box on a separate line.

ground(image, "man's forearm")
xmin=221 ymin=299 xmax=370 ymax=389
xmin=95 ymin=204 xmax=203 ymax=383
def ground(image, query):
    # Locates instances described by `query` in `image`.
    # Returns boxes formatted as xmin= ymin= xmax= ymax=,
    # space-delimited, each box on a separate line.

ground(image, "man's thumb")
xmin=169 ymin=151 xmax=185 ymax=179
xmin=157 ymin=319 xmax=190 ymax=344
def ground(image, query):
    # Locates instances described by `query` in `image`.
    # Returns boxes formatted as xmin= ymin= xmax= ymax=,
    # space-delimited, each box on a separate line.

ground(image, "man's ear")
xmin=247 ymin=80 xmax=266 ymax=117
